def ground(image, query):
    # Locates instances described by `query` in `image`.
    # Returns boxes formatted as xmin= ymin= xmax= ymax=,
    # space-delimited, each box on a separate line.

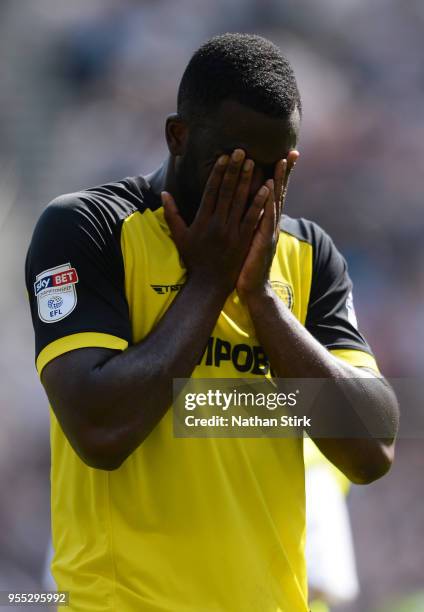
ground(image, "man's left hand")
xmin=236 ymin=150 xmax=299 ymax=299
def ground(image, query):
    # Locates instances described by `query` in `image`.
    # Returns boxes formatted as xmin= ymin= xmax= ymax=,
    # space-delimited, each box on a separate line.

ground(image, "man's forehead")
xmin=205 ymin=99 xmax=296 ymax=162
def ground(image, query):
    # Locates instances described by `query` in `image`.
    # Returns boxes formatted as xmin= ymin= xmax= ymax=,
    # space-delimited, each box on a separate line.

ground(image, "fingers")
xmin=240 ymin=183 xmax=270 ymax=239
xmin=162 ymin=191 xmax=187 ymax=247
xmin=283 ymin=150 xmax=299 ymax=192
xmin=240 ymin=179 xmax=276 ymax=245
xmin=227 ymin=158 xmax=254 ymax=225
xmin=274 ymin=150 xmax=300 ymax=229
xmin=261 ymin=179 xmax=276 ymax=238
xmin=274 ymin=159 xmax=287 ymax=223
xmin=287 ymin=150 xmax=299 ymax=175
xmin=196 ymin=154 xmax=229 ymax=222
xmin=216 ymin=149 xmax=246 ymax=222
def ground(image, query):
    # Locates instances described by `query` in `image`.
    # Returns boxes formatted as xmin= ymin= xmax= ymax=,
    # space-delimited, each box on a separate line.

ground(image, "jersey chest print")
xmin=34 ymin=263 xmax=78 ymax=323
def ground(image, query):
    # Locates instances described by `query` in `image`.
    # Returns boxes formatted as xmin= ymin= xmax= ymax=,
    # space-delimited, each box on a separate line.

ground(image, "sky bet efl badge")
xmin=34 ymin=263 xmax=78 ymax=323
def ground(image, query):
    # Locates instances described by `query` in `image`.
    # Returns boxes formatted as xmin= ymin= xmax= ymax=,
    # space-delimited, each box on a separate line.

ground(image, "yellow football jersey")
xmin=26 ymin=176 xmax=378 ymax=612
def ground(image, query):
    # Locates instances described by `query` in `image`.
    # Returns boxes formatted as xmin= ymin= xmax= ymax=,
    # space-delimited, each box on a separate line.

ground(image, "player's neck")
xmin=145 ymin=156 xmax=176 ymax=200
xmin=145 ymin=156 xmax=196 ymax=225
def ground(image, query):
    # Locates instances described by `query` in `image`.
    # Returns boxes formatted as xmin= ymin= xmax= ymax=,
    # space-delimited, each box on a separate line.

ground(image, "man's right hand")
xmin=162 ymin=149 xmax=270 ymax=295
xmin=40 ymin=150 xmax=274 ymax=470
xmin=42 ymin=149 xmax=273 ymax=470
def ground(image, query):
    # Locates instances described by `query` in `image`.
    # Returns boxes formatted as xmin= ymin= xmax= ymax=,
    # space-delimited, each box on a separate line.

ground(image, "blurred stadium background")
xmin=0 ymin=1 xmax=423 ymax=610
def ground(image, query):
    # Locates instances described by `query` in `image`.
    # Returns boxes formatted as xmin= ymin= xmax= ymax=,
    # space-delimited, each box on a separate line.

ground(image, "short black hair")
xmin=177 ymin=33 xmax=302 ymax=123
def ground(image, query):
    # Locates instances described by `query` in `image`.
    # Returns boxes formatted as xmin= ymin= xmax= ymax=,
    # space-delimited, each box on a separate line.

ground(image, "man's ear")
xmin=165 ymin=114 xmax=188 ymax=156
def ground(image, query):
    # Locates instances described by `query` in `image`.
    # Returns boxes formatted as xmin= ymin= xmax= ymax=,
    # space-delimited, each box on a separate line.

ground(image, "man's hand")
xmin=162 ymin=149 xmax=271 ymax=296
xmin=236 ymin=150 xmax=299 ymax=299
xmin=42 ymin=150 xmax=280 ymax=470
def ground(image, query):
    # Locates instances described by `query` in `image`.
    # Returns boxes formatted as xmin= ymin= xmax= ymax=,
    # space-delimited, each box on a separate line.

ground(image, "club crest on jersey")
xmin=34 ymin=263 xmax=78 ymax=323
xmin=270 ymin=281 xmax=294 ymax=311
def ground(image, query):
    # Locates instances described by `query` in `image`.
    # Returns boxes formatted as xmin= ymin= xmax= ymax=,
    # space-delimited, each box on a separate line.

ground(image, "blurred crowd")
xmin=0 ymin=1 xmax=423 ymax=610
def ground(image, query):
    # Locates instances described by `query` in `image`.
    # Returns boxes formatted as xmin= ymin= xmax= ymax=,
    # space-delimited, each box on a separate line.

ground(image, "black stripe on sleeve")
xmin=282 ymin=216 xmax=374 ymax=354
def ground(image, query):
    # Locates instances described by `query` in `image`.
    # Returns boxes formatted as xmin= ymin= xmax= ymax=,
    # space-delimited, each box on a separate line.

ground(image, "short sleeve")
xmin=25 ymin=193 xmax=132 ymax=375
xmin=305 ymin=223 xmax=377 ymax=369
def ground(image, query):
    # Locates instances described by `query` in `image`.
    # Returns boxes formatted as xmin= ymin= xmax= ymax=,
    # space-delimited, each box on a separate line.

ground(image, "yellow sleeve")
xmin=36 ymin=332 xmax=128 ymax=376
xmin=330 ymin=348 xmax=380 ymax=374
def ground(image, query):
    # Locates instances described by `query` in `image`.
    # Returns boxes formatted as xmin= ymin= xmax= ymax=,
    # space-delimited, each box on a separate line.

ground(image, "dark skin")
xmin=42 ymin=100 xmax=398 ymax=480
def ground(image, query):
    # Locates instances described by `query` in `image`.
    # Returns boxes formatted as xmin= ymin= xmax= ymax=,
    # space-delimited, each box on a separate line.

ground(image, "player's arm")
xmin=244 ymin=288 xmax=397 ymax=484
xmin=41 ymin=281 xmax=226 ymax=471
xmin=238 ymin=160 xmax=399 ymax=485
xmin=39 ymin=151 xmax=268 ymax=470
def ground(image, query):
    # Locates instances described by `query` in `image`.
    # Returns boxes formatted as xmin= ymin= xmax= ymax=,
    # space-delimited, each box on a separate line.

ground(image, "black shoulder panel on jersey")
xmin=280 ymin=215 xmax=315 ymax=244
xmin=282 ymin=215 xmax=374 ymax=355
xmin=25 ymin=176 xmax=156 ymax=361
xmin=84 ymin=175 xmax=162 ymax=214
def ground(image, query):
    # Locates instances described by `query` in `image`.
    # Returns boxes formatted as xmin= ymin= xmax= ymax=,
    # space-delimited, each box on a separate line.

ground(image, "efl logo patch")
xmin=34 ymin=263 xmax=78 ymax=323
